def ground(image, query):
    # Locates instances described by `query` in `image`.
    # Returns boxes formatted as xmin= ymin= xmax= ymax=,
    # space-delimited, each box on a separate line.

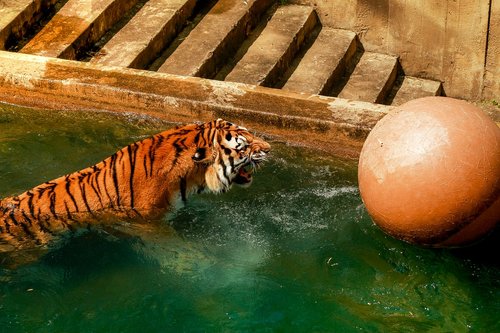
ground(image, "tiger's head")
xmin=191 ymin=119 xmax=271 ymax=193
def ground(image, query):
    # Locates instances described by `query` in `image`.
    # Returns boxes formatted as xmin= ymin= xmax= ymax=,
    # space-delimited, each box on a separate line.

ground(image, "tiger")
xmin=0 ymin=119 xmax=271 ymax=250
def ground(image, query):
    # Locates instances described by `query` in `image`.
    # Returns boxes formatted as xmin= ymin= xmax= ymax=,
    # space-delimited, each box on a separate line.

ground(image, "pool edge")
xmin=0 ymin=50 xmax=393 ymax=159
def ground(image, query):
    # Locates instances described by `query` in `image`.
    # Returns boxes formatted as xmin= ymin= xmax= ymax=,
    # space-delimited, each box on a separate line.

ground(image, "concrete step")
xmin=338 ymin=51 xmax=398 ymax=104
xmin=391 ymin=76 xmax=443 ymax=106
xmin=283 ymin=28 xmax=357 ymax=95
xmin=158 ymin=0 xmax=273 ymax=78
xmin=225 ymin=4 xmax=318 ymax=87
xmin=1 ymin=0 xmax=445 ymax=109
xmin=90 ymin=0 xmax=196 ymax=69
xmin=20 ymin=0 xmax=138 ymax=59
xmin=0 ymin=0 xmax=59 ymax=50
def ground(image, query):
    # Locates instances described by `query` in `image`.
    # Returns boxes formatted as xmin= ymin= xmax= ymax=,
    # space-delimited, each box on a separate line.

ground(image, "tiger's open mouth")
xmin=233 ymin=144 xmax=270 ymax=186
xmin=234 ymin=163 xmax=255 ymax=185
xmin=234 ymin=152 xmax=267 ymax=185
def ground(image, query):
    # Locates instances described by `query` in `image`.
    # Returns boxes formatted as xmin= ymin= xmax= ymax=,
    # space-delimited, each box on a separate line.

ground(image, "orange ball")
xmin=358 ymin=97 xmax=500 ymax=247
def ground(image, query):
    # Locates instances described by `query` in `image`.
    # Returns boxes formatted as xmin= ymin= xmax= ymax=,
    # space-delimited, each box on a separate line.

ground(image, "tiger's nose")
xmin=251 ymin=138 xmax=271 ymax=159
xmin=260 ymin=141 xmax=271 ymax=153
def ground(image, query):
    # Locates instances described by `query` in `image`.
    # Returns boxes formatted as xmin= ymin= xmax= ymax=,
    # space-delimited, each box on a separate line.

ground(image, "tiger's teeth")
xmin=239 ymin=164 xmax=254 ymax=176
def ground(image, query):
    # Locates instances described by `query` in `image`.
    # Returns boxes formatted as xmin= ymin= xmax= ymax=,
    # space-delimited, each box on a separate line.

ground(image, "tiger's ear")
xmin=192 ymin=147 xmax=214 ymax=163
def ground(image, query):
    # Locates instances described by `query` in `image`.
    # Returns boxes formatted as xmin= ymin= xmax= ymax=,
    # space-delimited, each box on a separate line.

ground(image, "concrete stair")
xmin=158 ymin=0 xmax=274 ymax=78
xmin=338 ymin=51 xmax=399 ymax=104
xmin=0 ymin=0 xmax=443 ymax=106
xmin=20 ymin=0 xmax=139 ymax=59
xmin=0 ymin=0 xmax=59 ymax=50
xmin=224 ymin=4 xmax=318 ymax=86
xmin=90 ymin=0 xmax=197 ymax=69
xmin=282 ymin=28 xmax=357 ymax=95
xmin=391 ymin=76 xmax=443 ymax=106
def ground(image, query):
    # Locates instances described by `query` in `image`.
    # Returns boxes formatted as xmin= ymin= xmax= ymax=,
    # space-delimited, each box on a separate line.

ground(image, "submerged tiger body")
xmin=0 ymin=119 xmax=270 ymax=250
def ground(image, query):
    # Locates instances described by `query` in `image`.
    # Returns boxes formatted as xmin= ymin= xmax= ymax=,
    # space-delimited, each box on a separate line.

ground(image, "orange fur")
xmin=0 ymin=119 xmax=270 ymax=249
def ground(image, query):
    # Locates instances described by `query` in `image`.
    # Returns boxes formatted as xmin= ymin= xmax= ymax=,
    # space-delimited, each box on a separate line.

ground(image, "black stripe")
xmin=232 ymin=158 xmax=247 ymax=171
xmin=65 ymin=176 xmax=80 ymax=212
xmin=20 ymin=212 xmax=38 ymax=238
xmin=175 ymin=129 xmax=191 ymax=136
xmin=49 ymin=190 xmax=58 ymax=219
xmin=173 ymin=137 xmax=186 ymax=157
xmin=8 ymin=212 xmax=19 ymax=226
xmin=220 ymin=156 xmax=231 ymax=185
xmin=21 ymin=211 xmax=32 ymax=225
xmin=164 ymin=136 xmax=189 ymax=175
xmin=38 ymin=218 xmax=55 ymax=235
xmin=194 ymin=130 xmax=203 ymax=146
xmin=180 ymin=177 xmax=187 ymax=202
xmin=148 ymin=136 xmax=156 ymax=177
xmin=19 ymin=220 xmax=33 ymax=239
xmin=102 ymin=168 xmax=115 ymax=209
xmin=127 ymin=143 xmax=138 ymax=208
xmin=36 ymin=182 xmax=56 ymax=197
xmin=36 ymin=186 xmax=48 ymax=197
xmin=4 ymin=220 xmax=10 ymax=233
xmin=143 ymin=155 xmax=149 ymax=178
xmin=118 ymin=149 xmax=125 ymax=163
xmin=27 ymin=191 xmax=36 ymax=219
xmin=79 ymin=181 xmax=93 ymax=214
xmin=148 ymin=140 xmax=156 ymax=177
xmin=110 ymin=153 xmax=121 ymax=207
xmin=64 ymin=202 xmax=75 ymax=221
xmin=135 ymin=208 xmax=144 ymax=218
xmin=208 ymin=128 xmax=216 ymax=145
xmin=89 ymin=172 xmax=104 ymax=208
xmin=59 ymin=218 xmax=73 ymax=232
xmin=199 ymin=129 xmax=209 ymax=147
xmin=155 ymin=134 xmax=164 ymax=152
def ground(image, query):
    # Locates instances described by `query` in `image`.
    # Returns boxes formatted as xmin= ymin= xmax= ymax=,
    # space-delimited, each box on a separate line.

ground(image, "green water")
xmin=0 ymin=104 xmax=498 ymax=332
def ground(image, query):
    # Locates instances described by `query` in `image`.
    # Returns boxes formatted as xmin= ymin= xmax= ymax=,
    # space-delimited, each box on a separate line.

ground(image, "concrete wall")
xmin=292 ymin=0 xmax=497 ymax=101
xmin=485 ymin=0 xmax=499 ymax=100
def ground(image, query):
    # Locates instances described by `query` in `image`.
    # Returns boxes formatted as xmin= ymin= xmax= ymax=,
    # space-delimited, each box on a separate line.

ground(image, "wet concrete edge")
xmin=0 ymin=50 xmax=393 ymax=159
